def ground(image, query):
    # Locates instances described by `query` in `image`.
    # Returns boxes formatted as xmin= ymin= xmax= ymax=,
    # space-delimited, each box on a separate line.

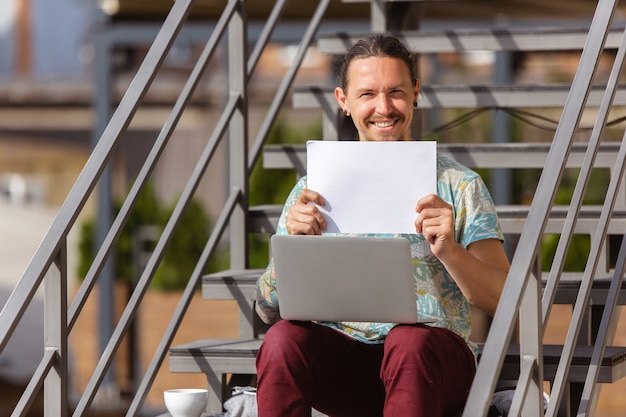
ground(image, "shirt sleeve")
xmin=454 ymin=175 xmax=504 ymax=248
xmin=255 ymin=177 xmax=308 ymax=324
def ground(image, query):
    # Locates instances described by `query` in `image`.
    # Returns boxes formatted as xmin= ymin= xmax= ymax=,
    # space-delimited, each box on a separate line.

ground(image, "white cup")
xmin=164 ymin=388 xmax=208 ymax=417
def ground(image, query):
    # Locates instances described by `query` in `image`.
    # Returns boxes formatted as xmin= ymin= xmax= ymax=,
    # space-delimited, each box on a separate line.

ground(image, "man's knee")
xmin=385 ymin=324 xmax=439 ymax=356
xmin=258 ymin=320 xmax=319 ymax=363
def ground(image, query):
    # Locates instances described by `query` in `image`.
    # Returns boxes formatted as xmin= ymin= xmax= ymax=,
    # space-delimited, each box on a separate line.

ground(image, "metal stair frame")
xmin=0 ymin=0 xmax=331 ymax=415
xmin=464 ymin=1 xmax=625 ymax=416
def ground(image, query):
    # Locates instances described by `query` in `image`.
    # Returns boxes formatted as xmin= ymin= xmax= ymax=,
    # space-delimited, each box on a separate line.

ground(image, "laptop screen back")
xmin=271 ymin=234 xmax=419 ymax=323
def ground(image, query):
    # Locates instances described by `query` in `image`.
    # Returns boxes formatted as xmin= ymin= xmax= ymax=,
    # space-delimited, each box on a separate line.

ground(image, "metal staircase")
xmin=2 ymin=1 xmax=626 ymax=416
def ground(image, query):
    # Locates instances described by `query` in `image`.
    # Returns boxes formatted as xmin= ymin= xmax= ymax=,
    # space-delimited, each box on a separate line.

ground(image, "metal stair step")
xmin=491 ymin=344 xmax=626 ymax=384
xmin=202 ymin=269 xmax=263 ymax=302
xmin=317 ymin=25 xmax=626 ymax=54
xmin=202 ymin=269 xmax=268 ymax=340
xmin=249 ymin=203 xmax=626 ymax=237
xmin=293 ymin=84 xmax=626 ymax=110
xmin=169 ymin=338 xmax=626 ymax=384
xmin=261 ymin=142 xmax=623 ymax=173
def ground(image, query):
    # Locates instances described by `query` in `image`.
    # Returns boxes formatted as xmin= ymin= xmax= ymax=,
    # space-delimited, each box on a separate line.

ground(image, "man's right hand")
xmin=286 ymin=189 xmax=327 ymax=235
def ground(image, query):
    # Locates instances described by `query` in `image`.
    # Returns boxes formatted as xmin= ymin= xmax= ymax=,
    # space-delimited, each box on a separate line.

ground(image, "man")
xmin=255 ymin=35 xmax=510 ymax=417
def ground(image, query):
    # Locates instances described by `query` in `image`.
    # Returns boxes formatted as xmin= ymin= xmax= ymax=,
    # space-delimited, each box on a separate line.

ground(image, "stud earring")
xmin=413 ymin=101 xmax=418 ymax=108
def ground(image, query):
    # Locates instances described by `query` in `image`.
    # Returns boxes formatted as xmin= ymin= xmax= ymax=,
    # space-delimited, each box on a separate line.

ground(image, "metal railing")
xmin=464 ymin=0 xmax=626 ymax=416
xmin=0 ymin=0 xmax=330 ymax=415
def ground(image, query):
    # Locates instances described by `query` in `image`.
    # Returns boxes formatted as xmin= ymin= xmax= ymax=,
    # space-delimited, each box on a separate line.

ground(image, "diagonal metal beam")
xmin=463 ymin=0 xmax=618 ymax=415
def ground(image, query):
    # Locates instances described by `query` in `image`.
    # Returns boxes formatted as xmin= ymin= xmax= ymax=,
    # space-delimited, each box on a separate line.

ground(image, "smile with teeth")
xmin=373 ymin=120 xmax=395 ymax=128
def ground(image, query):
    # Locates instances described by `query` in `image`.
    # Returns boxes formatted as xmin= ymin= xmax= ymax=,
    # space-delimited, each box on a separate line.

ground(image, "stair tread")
xmin=248 ymin=203 xmax=626 ymax=237
xmin=293 ymin=84 xmax=626 ymax=109
xmin=500 ymin=344 xmax=626 ymax=366
xmin=249 ymin=203 xmax=626 ymax=216
xmin=203 ymin=269 xmax=264 ymax=281
xmin=317 ymin=24 xmax=625 ymax=54
xmin=201 ymin=266 xmax=625 ymax=294
xmin=170 ymin=338 xmax=263 ymax=357
xmin=170 ymin=337 xmax=626 ymax=368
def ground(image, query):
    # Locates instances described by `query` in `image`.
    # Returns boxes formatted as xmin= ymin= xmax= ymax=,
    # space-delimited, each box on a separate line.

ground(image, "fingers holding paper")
xmin=415 ymin=194 xmax=457 ymax=259
xmin=287 ymin=189 xmax=327 ymax=235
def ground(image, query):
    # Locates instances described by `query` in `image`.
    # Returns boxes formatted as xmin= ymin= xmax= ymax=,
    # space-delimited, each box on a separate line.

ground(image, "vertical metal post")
xmin=92 ymin=26 xmax=117 ymax=388
xmin=491 ymin=50 xmax=513 ymax=204
xmin=369 ymin=0 xmax=422 ymax=33
xmin=518 ymin=255 xmax=544 ymax=416
xmin=129 ymin=226 xmax=158 ymax=393
xmin=424 ymin=54 xmax=442 ymax=136
xmin=369 ymin=0 xmax=386 ymax=32
xmin=228 ymin=0 xmax=249 ymax=270
xmin=492 ymin=49 xmax=515 ymax=258
xmin=44 ymin=242 xmax=69 ymax=416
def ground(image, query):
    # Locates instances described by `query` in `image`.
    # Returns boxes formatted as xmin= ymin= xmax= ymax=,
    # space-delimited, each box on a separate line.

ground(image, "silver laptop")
xmin=271 ymin=234 xmax=420 ymax=323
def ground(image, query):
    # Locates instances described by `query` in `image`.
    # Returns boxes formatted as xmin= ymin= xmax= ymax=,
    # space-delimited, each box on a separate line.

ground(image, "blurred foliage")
xmin=540 ymin=168 xmax=611 ymax=272
xmin=247 ymin=116 xmax=323 ymax=269
xmin=152 ymin=197 xmax=228 ymax=291
xmin=77 ymin=182 xmax=227 ymax=291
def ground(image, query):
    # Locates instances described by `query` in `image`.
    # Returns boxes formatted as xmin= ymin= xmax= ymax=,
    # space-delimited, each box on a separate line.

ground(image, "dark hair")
xmin=333 ymin=35 xmax=417 ymax=91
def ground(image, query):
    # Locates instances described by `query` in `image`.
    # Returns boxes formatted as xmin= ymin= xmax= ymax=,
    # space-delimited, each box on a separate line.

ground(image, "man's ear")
xmin=414 ymin=79 xmax=421 ymax=103
xmin=334 ymin=87 xmax=347 ymax=114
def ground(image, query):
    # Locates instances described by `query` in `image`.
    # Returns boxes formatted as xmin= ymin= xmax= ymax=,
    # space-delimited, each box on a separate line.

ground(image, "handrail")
xmin=0 ymin=0 xmax=330 ymax=416
xmin=542 ymin=23 xmax=626 ymax=329
xmin=2 ymin=0 xmax=197 ymax=414
xmin=72 ymin=0 xmax=240 ymax=413
xmin=72 ymin=90 xmax=241 ymax=416
xmin=0 ymin=0 xmax=195 ymax=357
xmin=545 ymin=25 xmax=626 ymax=415
xmin=247 ymin=0 xmax=289 ymax=75
xmin=463 ymin=0 xmax=621 ymax=416
xmin=126 ymin=187 xmax=243 ymax=415
xmin=68 ymin=0 xmax=240 ymax=332
xmin=248 ymin=0 xmax=331 ymax=170
xmin=544 ymin=4 xmax=622 ymax=416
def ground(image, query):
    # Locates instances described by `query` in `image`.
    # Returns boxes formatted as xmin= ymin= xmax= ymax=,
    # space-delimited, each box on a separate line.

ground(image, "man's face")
xmin=335 ymin=56 xmax=419 ymax=142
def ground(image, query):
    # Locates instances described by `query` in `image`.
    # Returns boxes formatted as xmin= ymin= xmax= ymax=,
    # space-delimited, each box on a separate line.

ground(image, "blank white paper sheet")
xmin=306 ymin=140 xmax=437 ymax=234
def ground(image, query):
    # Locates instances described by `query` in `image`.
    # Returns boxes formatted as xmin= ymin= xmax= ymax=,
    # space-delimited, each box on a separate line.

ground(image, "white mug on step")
xmin=164 ymin=388 xmax=208 ymax=417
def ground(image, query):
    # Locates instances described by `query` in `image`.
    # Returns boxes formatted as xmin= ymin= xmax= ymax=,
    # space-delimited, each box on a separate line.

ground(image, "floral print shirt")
xmin=255 ymin=154 xmax=504 ymax=357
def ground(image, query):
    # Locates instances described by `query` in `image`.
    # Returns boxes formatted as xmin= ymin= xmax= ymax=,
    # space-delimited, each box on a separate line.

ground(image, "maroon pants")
xmin=256 ymin=320 xmax=476 ymax=417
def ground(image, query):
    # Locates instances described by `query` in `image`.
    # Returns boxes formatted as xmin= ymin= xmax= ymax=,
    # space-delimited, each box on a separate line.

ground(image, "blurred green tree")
xmin=247 ymin=116 xmax=322 ymax=268
xmin=77 ymin=182 xmax=226 ymax=291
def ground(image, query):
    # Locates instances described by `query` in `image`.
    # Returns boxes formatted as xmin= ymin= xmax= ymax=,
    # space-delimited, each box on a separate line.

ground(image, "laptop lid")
xmin=271 ymin=234 xmax=420 ymax=323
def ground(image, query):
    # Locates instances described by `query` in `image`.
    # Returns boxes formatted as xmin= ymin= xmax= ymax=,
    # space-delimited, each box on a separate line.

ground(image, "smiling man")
xmin=254 ymin=35 xmax=510 ymax=417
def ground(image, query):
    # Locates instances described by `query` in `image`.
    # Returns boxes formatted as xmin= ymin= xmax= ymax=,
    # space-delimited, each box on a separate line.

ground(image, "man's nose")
xmin=376 ymin=94 xmax=392 ymax=114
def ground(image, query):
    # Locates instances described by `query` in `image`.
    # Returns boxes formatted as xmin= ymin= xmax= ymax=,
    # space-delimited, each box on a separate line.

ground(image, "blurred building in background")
xmin=0 ymin=0 xmax=93 ymax=208
xmin=1 ymin=0 xmax=92 ymax=79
